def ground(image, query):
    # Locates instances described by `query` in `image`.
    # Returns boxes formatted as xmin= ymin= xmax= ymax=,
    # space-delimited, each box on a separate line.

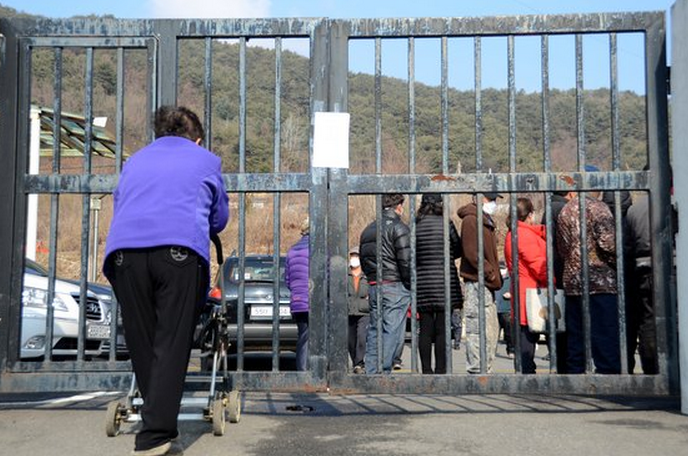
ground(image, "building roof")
xmin=35 ymin=106 xmax=124 ymax=159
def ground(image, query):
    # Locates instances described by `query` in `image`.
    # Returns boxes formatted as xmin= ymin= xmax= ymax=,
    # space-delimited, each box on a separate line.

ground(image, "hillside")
xmin=6 ymin=6 xmax=650 ymax=280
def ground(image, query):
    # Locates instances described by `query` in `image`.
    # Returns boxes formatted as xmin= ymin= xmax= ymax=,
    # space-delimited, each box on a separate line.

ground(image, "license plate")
xmin=250 ymin=305 xmax=291 ymax=320
xmin=87 ymin=324 xmax=111 ymax=339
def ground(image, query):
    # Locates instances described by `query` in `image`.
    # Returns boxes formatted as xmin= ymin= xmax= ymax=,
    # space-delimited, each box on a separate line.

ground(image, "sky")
xmin=2 ymin=0 xmax=678 ymax=93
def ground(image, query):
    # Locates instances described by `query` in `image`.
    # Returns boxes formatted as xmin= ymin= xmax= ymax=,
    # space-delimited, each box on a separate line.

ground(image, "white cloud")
xmin=149 ymin=0 xmax=271 ymax=19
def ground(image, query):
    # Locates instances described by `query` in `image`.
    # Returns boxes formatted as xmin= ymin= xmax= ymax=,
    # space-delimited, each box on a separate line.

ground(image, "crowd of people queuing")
xmin=322 ymin=185 xmax=660 ymax=376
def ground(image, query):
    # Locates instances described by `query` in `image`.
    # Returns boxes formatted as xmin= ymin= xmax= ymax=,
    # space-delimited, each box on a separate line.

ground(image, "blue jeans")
xmin=365 ymin=282 xmax=411 ymax=374
xmin=566 ymin=294 xmax=620 ymax=374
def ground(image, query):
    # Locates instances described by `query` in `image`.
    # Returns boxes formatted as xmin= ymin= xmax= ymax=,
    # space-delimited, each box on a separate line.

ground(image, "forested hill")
xmin=9 ymin=3 xmax=649 ymax=174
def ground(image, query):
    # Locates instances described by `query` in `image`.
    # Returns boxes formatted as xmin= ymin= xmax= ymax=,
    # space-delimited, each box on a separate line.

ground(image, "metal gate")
xmin=0 ymin=12 xmax=676 ymax=396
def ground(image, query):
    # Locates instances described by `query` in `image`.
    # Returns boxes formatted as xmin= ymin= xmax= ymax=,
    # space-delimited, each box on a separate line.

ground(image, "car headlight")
xmin=22 ymin=287 xmax=69 ymax=312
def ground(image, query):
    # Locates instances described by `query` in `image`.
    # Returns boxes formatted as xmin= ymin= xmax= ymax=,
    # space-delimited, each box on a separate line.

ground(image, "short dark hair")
xmin=382 ymin=193 xmax=404 ymax=209
xmin=154 ymin=106 xmax=205 ymax=142
xmin=516 ymin=197 xmax=534 ymax=222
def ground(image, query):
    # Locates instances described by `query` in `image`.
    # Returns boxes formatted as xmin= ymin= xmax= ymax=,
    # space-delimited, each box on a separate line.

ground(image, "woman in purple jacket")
xmin=285 ymin=218 xmax=310 ymax=371
xmin=104 ymin=106 xmax=229 ymax=456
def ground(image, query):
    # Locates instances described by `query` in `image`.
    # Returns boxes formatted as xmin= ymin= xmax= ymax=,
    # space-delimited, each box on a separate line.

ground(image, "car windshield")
xmin=25 ymin=258 xmax=49 ymax=276
xmin=225 ymin=258 xmax=286 ymax=283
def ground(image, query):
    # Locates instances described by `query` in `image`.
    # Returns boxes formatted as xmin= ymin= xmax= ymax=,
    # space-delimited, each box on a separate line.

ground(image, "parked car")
xmin=61 ymin=275 xmax=128 ymax=358
xmin=199 ymin=255 xmax=297 ymax=354
xmin=21 ymin=258 xmax=113 ymax=359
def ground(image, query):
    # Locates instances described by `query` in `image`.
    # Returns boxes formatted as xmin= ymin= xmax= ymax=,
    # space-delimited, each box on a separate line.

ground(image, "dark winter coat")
xmin=285 ymin=235 xmax=310 ymax=313
xmin=415 ymin=214 xmax=463 ymax=310
xmin=359 ymin=209 xmax=411 ymax=289
xmin=347 ymin=271 xmax=370 ymax=316
xmin=540 ymin=194 xmax=569 ymax=286
xmin=457 ymin=203 xmax=502 ymax=291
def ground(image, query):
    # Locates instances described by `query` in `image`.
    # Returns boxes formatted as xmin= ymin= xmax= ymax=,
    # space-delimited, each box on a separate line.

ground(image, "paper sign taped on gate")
xmin=312 ymin=112 xmax=350 ymax=169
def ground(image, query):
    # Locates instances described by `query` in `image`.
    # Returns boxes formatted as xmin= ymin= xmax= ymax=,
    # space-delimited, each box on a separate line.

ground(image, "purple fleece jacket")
xmin=285 ymin=235 xmax=310 ymax=313
xmin=104 ymin=136 xmax=229 ymax=270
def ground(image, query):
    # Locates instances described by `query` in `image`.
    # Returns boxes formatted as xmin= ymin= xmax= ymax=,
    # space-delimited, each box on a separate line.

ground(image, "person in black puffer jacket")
xmin=415 ymin=193 xmax=463 ymax=374
xmin=359 ymin=193 xmax=411 ymax=374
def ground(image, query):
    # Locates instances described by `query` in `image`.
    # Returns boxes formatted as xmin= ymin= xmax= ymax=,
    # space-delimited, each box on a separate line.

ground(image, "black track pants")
xmin=107 ymin=246 xmax=208 ymax=451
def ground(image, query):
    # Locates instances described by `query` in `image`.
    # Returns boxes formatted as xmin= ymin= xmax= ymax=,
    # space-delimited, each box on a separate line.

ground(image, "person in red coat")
xmin=504 ymin=197 xmax=548 ymax=374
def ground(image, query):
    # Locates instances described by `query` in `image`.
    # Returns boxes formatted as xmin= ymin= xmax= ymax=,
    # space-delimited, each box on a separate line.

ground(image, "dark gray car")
xmin=200 ymin=255 xmax=298 ymax=354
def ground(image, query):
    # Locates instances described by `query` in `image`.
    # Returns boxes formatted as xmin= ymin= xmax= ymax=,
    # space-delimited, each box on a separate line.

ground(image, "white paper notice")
xmin=312 ymin=112 xmax=350 ymax=169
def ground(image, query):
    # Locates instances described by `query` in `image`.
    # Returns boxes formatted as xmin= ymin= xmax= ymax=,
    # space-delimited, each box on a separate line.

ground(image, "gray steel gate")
xmin=0 ymin=12 xmax=676 ymax=396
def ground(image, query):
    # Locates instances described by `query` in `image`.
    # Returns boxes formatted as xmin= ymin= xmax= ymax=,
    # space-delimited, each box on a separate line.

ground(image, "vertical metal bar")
xmin=147 ymin=39 xmax=158 ymax=142
xmin=272 ymin=37 xmax=282 ymax=372
xmin=610 ymin=34 xmax=621 ymax=173
xmin=45 ymin=47 xmax=63 ymax=362
xmin=474 ymin=36 xmax=487 ymax=373
xmin=409 ymin=195 xmax=418 ymax=373
xmin=575 ymin=34 xmax=593 ymax=373
xmin=374 ymin=38 xmax=384 ymax=373
xmin=475 ymin=37 xmax=482 ymax=171
xmin=325 ymin=19 xmax=350 ymax=379
xmin=610 ymin=33 xmax=629 ymax=374
xmin=236 ymin=36 xmax=248 ymax=372
xmin=507 ymin=35 xmax=516 ymax=173
xmin=155 ymin=20 xmax=178 ymax=107
xmin=408 ymin=37 xmax=416 ymax=174
xmin=408 ymin=38 xmax=418 ymax=374
xmin=8 ymin=39 xmax=32 ymax=365
xmin=84 ymin=48 xmax=94 ymax=174
xmin=441 ymin=36 xmax=449 ymax=174
xmin=541 ymin=34 xmax=559 ymax=372
xmin=115 ymin=47 xmax=124 ymax=174
xmin=375 ymin=37 xmax=382 ymax=173
xmin=442 ymin=194 xmax=452 ymax=374
xmin=109 ymin=47 xmax=125 ymax=361
xmin=477 ymin=194 xmax=487 ymax=373
xmin=542 ymin=35 xmax=551 ymax=173
xmin=204 ymin=37 xmax=213 ymax=150
xmin=239 ymin=37 xmax=247 ymax=173
xmin=507 ymin=35 xmax=521 ymax=373
xmin=646 ymin=17 xmax=675 ymax=389
xmin=0 ymin=31 xmax=22 ymax=367
xmin=375 ymin=194 xmax=383 ymax=373
xmin=237 ymin=193 xmax=246 ymax=372
xmin=77 ymin=47 xmax=95 ymax=361
xmin=576 ymin=34 xmax=586 ymax=171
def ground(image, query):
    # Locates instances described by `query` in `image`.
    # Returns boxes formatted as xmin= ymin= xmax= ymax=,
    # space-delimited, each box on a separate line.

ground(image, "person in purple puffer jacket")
xmin=285 ymin=218 xmax=310 ymax=371
xmin=103 ymin=106 xmax=228 ymax=456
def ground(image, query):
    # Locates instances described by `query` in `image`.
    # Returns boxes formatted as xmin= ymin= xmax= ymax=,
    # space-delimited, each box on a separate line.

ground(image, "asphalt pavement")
xmin=0 ymin=342 xmax=686 ymax=456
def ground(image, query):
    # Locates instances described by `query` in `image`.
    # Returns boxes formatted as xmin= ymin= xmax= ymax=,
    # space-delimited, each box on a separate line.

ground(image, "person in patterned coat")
xmin=556 ymin=178 xmax=620 ymax=374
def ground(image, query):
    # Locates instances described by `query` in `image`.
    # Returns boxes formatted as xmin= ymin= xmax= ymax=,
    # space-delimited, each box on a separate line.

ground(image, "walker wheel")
xmin=228 ymin=390 xmax=241 ymax=423
xmin=105 ymin=401 xmax=123 ymax=437
xmin=212 ymin=398 xmax=226 ymax=436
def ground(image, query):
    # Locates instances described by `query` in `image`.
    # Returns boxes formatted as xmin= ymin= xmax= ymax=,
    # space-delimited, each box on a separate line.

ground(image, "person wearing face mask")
xmin=457 ymin=192 xmax=503 ymax=374
xmin=347 ymin=246 xmax=370 ymax=374
xmin=504 ymin=197 xmax=548 ymax=374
